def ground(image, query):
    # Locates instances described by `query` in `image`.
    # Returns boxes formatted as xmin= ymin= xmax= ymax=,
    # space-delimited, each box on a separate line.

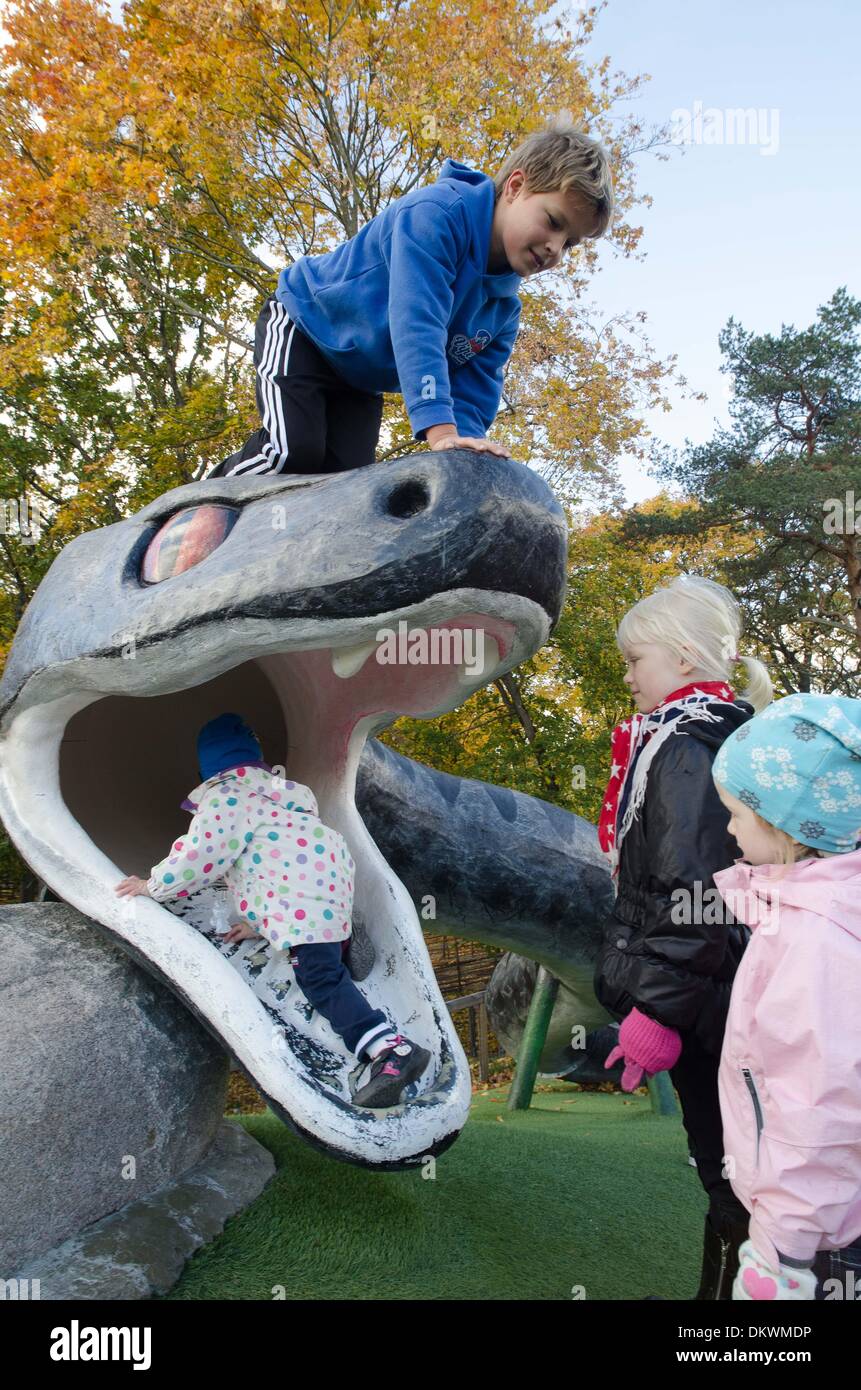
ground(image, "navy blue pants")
xmin=811 ymin=1241 xmax=861 ymax=1300
xmin=291 ymin=941 xmax=389 ymax=1058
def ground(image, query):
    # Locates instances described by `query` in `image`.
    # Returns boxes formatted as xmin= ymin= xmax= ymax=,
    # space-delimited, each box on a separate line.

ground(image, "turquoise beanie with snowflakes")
xmin=712 ymin=693 xmax=861 ymax=854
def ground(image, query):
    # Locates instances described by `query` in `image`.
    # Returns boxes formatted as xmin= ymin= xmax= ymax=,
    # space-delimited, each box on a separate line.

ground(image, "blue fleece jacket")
xmin=274 ymin=160 xmax=523 ymax=441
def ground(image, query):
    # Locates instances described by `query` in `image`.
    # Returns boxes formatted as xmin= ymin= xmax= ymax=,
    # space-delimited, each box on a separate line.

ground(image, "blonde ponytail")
xmin=734 ymin=655 xmax=773 ymax=712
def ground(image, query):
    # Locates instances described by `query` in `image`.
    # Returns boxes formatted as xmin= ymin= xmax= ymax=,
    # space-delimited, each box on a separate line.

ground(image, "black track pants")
xmin=209 ymin=294 xmax=384 ymax=478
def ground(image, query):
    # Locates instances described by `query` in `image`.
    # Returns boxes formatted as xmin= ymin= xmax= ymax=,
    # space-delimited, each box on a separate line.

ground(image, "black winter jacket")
xmin=594 ymin=700 xmax=754 ymax=1057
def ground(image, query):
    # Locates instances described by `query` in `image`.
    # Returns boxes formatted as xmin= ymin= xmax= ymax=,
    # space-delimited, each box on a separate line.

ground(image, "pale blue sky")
xmin=575 ymin=0 xmax=860 ymax=500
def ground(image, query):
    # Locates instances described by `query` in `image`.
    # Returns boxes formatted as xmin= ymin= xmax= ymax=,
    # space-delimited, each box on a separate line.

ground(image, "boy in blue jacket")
xmin=208 ymin=116 xmax=614 ymax=479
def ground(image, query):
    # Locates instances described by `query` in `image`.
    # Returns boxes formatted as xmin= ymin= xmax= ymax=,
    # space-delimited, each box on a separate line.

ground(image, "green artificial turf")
xmin=161 ymin=1083 xmax=707 ymax=1301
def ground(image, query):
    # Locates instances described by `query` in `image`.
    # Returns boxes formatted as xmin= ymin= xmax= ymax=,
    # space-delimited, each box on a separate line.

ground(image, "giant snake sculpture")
xmin=0 ymin=452 xmax=614 ymax=1172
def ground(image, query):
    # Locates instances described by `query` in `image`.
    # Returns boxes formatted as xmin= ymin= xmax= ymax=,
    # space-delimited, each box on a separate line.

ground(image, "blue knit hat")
xmin=713 ymin=693 xmax=861 ymax=854
xmin=197 ymin=712 xmax=262 ymax=783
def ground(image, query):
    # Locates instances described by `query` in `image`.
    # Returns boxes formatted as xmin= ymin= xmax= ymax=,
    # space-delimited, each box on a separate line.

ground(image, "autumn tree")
xmin=0 ymin=0 xmax=690 ymax=523
xmin=0 ymin=0 xmax=702 ymax=892
xmin=382 ymin=494 xmax=757 ymax=822
xmin=626 ymin=288 xmax=861 ymax=695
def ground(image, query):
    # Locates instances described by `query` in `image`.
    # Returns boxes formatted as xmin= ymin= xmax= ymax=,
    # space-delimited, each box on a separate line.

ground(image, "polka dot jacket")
xmin=146 ymin=766 xmax=354 ymax=948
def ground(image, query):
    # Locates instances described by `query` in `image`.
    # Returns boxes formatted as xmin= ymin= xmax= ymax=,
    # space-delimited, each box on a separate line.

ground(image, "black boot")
xmin=694 ymin=1210 xmax=749 ymax=1299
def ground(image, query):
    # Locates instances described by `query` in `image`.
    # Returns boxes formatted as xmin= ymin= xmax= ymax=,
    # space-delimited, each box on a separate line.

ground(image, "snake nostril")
xmin=384 ymin=479 xmax=431 ymax=519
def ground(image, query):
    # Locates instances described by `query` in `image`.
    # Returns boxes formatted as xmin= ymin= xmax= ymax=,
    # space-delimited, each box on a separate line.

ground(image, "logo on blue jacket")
xmin=448 ymin=329 xmax=491 ymax=365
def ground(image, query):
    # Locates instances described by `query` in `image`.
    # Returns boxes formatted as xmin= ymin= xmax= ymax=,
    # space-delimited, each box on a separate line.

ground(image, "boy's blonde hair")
xmin=617 ymin=574 xmax=774 ymax=712
xmin=493 ymin=112 xmax=615 ymax=237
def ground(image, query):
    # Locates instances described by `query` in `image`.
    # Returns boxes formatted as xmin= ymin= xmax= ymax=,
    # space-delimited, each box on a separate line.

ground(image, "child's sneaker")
xmin=352 ymin=1035 xmax=431 ymax=1108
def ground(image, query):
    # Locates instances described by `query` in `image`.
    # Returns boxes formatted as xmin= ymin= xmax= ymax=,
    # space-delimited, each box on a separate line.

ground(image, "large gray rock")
xmin=0 ymin=902 xmax=254 ymax=1276
xmin=8 ymin=1118 xmax=275 ymax=1300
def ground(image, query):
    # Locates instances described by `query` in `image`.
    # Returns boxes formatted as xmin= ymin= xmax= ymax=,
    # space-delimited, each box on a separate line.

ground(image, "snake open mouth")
xmin=0 ymin=459 xmax=568 ymax=1168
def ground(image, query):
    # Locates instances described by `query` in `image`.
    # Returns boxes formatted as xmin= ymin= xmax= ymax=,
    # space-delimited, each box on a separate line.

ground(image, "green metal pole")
xmin=507 ymin=966 xmax=560 ymax=1111
xmin=647 ymin=1069 xmax=679 ymax=1116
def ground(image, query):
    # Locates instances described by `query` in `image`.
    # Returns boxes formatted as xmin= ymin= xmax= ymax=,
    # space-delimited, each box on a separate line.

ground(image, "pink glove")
xmin=604 ymin=1007 xmax=682 ymax=1091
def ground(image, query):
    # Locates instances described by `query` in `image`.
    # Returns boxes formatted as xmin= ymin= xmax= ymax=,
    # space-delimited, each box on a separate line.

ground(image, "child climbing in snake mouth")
xmin=711 ymin=693 xmax=861 ymax=1301
xmin=593 ymin=575 xmax=774 ymax=1299
xmin=114 ymin=712 xmax=430 ymax=1109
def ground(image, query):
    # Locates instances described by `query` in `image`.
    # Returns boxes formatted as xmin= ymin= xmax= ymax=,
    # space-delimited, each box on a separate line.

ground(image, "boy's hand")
xmin=429 ymin=433 xmax=510 ymax=458
xmin=222 ymin=919 xmax=260 ymax=944
xmin=114 ymin=875 xmax=151 ymax=898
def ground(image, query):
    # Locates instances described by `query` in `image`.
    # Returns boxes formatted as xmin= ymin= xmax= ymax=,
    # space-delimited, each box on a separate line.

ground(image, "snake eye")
xmin=141 ymin=505 xmax=238 ymax=584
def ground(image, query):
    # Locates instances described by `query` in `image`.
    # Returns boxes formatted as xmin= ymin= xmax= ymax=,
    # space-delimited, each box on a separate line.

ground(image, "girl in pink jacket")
xmin=712 ymin=693 xmax=861 ymax=1301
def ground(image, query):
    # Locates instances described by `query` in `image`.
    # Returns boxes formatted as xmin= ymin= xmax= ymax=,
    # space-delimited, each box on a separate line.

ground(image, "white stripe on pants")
xmin=229 ymin=300 xmax=297 ymax=476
